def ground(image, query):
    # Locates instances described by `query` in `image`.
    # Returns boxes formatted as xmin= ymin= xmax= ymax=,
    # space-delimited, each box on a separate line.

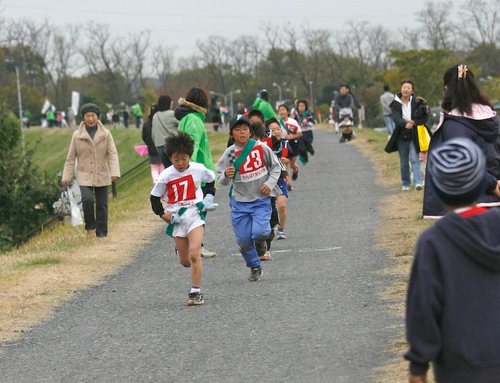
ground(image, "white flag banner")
xmin=71 ymin=91 xmax=80 ymax=116
xmin=41 ymin=99 xmax=51 ymax=114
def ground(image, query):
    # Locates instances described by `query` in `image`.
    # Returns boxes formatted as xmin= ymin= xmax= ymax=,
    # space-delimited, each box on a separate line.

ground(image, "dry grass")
xmin=0 ymin=214 xmax=162 ymax=342
xmin=349 ymin=127 xmax=434 ymax=383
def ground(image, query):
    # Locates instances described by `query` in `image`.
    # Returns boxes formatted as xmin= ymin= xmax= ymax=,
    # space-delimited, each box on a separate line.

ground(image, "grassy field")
xmin=2 ymin=125 xmax=431 ymax=381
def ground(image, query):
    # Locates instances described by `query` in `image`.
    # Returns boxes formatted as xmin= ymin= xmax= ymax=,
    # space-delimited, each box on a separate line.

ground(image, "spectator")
xmin=406 ymin=138 xmax=500 ymax=383
xmin=422 ymin=64 xmax=500 ymax=218
xmin=384 ymin=80 xmax=429 ymax=191
xmin=142 ymin=104 xmax=164 ymax=183
xmin=61 ymin=103 xmax=120 ymax=238
xmin=152 ymin=95 xmax=178 ymax=168
xmin=380 ymin=84 xmax=395 ymax=139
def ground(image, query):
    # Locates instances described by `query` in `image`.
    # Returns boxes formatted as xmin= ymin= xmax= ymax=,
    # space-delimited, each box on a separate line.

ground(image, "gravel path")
xmin=0 ymin=129 xmax=397 ymax=383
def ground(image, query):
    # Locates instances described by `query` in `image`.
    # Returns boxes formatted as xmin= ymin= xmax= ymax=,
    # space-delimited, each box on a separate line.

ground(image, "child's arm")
xmin=216 ymin=148 xmax=233 ymax=186
xmin=405 ymin=235 xmax=443 ymax=379
xmin=150 ymin=195 xmax=173 ymax=223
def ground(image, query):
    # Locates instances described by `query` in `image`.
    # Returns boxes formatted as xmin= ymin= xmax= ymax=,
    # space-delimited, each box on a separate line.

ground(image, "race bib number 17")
xmin=166 ymin=174 xmax=196 ymax=204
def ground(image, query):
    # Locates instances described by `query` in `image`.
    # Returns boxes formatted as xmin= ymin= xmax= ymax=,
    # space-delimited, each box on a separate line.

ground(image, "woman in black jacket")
xmin=422 ymin=64 xmax=500 ymax=218
xmin=385 ymin=80 xmax=429 ymax=191
xmin=142 ymin=104 xmax=164 ymax=183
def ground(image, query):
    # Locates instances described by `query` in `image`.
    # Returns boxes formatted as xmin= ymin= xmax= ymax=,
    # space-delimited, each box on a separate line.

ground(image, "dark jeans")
xmin=156 ymin=145 xmax=172 ymax=168
xmin=80 ymin=185 xmax=109 ymax=236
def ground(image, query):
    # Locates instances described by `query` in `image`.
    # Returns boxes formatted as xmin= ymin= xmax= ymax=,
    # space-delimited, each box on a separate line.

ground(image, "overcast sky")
xmin=2 ymin=0 xmax=427 ymax=56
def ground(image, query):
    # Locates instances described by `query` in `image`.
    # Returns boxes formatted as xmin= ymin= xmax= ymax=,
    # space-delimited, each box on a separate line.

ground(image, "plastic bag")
xmin=53 ymin=188 xmax=72 ymax=217
xmin=417 ymin=124 xmax=431 ymax=152
xmin=69 ymin=190 xmax=83 ymax=226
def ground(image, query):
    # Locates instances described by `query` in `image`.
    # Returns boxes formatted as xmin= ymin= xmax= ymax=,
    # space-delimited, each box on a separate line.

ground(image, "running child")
xmin=216 ymin=114 xmax=281 ymax=281
xmin=267 ymin=117 xmax=290 ymax=240
xmin=278 ymin=104 xmax=302 ymax=182
xmin=150 ymin=132 xmax=216 ymax=306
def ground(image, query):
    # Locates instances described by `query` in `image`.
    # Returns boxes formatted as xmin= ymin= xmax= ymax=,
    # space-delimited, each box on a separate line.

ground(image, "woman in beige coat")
xmin=62 ymin=103 xmax=120 ymax=238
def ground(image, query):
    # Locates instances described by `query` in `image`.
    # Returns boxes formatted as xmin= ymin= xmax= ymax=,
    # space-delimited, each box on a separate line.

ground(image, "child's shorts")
xmin=278 ymin=178 xmax=288 ymax=197
xmin=172 ymin=207 xmax=205 ymax=238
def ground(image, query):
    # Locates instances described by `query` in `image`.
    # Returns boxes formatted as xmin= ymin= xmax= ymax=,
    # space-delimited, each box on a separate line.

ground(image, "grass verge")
xmin=348 ymin=127 xmax=434 ymax=382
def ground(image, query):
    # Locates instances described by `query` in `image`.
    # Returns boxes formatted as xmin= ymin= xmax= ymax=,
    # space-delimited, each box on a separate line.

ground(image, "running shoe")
xmin=201 ymin=245 xmax=217 ymax=258
xmin=415 ymin=184 xmax=423 ymax=191
xmin=292 ymin=169 xmax=299 ymax=181
xmin=187 ymin=292 xmax=204 ymax=306
xmin=275 ymin=229 xmax=286 ymax=240
xmin=259 ymin=251 xmax=272 ymax=262
xmin=401 ymin=186 xmax=410 ymax=191
xmin=248 ymin=267 xmax=263 ymax=282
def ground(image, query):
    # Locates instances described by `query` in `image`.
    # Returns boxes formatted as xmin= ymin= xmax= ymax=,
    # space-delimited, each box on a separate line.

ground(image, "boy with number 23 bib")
xmin=217 ymin=114 xmax=281 ymax=282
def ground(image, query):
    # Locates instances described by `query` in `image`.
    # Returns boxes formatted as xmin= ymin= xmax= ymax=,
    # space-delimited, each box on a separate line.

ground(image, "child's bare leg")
xmin=277 ymin=195 xmax=287 ymax=230
xmin=187 ymin=225 xmax=204 ymax=288
xmin=174 ymin=237 xmax=191 ymax=267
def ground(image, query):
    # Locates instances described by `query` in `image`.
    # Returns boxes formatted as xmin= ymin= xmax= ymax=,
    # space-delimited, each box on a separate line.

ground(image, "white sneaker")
xmin=401 ymin=186 xmax=410 ymax=191
xmin=415 ymin=184 xmax=423 ymax=191
xmin=201 ymin=246 xmax=217 ymax=258
xmin=276 ymin=229 xmax=286 ymax=240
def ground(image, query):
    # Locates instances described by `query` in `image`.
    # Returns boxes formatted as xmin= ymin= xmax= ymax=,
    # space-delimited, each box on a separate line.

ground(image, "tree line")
xmin=0 ymin=0 xmax=499 ymax=127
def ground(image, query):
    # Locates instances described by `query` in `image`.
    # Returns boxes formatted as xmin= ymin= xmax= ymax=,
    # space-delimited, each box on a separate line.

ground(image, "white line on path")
xmin=230 ymin=246 xmax=342 ymax=256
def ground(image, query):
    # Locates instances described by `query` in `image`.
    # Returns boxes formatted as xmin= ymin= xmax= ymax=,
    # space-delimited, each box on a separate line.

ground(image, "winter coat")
xmin=252 ymin=97 xmax=277 ymax=120
xmin=422 ymin=108 xmax=500 ymax=218
xmin=175 ymin=98 xmax=215 ymax=172
xmin=406 ymin=207 xmax=500 ymax=382
xmin=62 ymin=121 xmax=120 ymax=187
xmin=385 ymin=94 xmax=429 ymax=153
xmin=142 ymin=119 xmax=160 ymax=162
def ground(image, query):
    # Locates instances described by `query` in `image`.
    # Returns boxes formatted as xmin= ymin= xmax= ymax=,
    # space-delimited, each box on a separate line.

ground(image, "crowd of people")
xmin=145 ymin=87 xmax=318 ymax=305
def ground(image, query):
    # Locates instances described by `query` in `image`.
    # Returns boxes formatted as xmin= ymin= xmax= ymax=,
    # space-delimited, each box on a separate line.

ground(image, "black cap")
xmin=229 ymin=114 xmax=250 ymax=131
xmin=80 ymin=103 xmax=101 ymax=117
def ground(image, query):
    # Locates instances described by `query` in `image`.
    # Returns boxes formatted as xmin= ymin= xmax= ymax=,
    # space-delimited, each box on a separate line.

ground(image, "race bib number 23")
xmin=236 ymin=146 xmax=267 ymax=182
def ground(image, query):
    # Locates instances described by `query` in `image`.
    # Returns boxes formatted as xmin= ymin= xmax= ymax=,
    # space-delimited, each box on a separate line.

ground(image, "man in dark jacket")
xmin=405 ymin=138 xmax=500 ymax=383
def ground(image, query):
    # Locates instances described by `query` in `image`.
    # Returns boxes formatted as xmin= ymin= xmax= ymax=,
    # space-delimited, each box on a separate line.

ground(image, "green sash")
xmin=165 ymin=201 xmax=205 ymax=237
xmin=229 ymin=139 xmax=256 ymax=198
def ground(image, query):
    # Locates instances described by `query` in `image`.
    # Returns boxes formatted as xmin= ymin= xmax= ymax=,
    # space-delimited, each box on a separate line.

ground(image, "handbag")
xmin=417 ymin=125 xmax=430 ymax=152
xmin=53 ymin=187 xmax=72 ymax=217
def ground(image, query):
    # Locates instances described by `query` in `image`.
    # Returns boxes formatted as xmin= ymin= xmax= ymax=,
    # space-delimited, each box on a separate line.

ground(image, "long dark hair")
xmin=441 ymin=64 xmax=491 ymax=115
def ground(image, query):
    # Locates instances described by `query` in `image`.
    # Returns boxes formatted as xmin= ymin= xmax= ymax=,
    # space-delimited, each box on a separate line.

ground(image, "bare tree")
xmin=416 ymin=1 xmax=457 ymax=50
xmin=152 ymin=44 xmax=177 ymax=88
xmin=461 ymin=0 xmax=500 ymax=46
xmin=196 ymin=35 xmax=231 ymax=92
xmin=112 ymin=31 xmax=150 ymax=97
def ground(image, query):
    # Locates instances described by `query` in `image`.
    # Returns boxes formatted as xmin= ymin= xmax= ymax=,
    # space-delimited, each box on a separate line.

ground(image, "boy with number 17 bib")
xmin=217 ymin=114 xmax=281 ymax=281
xmin=150 ymin=132 xmax=216 ymax=306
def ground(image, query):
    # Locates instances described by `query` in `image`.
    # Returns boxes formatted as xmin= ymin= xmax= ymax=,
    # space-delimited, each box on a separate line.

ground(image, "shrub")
xmin=0 ymin=107 xmax=60 ymax=251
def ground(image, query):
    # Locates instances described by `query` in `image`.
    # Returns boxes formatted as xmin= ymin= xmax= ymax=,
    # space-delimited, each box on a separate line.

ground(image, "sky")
xmin=1 ymin=0 xmax=427 ymax=57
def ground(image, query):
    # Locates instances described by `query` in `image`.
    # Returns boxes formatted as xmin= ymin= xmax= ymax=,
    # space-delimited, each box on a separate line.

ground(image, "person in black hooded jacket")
xmin=422 ymin=64 xmax=500 ymax=218
xmin=406 ymin=138 xmax=500 ymax=383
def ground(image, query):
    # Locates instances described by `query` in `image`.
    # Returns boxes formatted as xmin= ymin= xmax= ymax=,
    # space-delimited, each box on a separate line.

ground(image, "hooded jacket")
xmin=422 ymin=107 xmax=500 ymax=218
xmin=175 ymin=98 xmax=215 ymax=172
xmin=252 ymin=97 xmax=277 ymax=120
xmin=62 ymin=121 xmax=120 ymax=187
xmin=405 ymin=207 xmax=500 ymax=382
